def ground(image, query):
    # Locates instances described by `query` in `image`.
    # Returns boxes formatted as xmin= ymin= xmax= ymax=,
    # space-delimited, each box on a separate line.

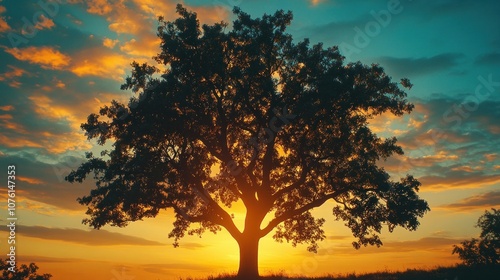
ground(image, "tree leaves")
xmin=66 ymin=5 xmax=429 ymax=254
xmin=453 ymin=209 xmax=500 ymax=266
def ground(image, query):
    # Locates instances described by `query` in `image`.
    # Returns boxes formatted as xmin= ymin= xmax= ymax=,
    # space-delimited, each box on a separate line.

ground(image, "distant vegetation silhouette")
xmin=0 ymin=260 xmax=52 ymax=280
xmin=66 ymin=5 xmax=429 ymax=279
xmin=453 ymin=208 xmax=500 ymax=266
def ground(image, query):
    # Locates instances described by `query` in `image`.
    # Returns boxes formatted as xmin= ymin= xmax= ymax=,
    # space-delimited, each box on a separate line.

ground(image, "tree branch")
xmin=272 ymin=163 xmax=309 ymax=201
xmin=261 ymin=139 xmax=275 ymax=190
xmin=187 ymin=174 xmax=242 ymax=239
xmin=260 ymin=190 xmax=342 ymax=238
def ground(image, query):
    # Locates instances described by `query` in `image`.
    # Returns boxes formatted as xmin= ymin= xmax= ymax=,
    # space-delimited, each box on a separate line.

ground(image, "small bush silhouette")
xmin=0 ymin=259 xmax=52 ymax=280
xmin=452 ymin=208 xmax=499 ymax=266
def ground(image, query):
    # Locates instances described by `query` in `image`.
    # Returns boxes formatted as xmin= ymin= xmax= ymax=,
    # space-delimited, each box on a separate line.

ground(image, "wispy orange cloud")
xmin=0 ymin=94 xmax=92 ymax=153
xmin=0 ymin=18 xmax=9 ymax=33
xmin=438 ymin=191 xmax=500 ymax=211
xmin=86 ymin=0 xmax=114 ymax=15
xmin=0 ymin=113 xmax=28 ymax=133
xmin=119 ymin=36 xmax=160 ymax=58
xmin=53 ymin=77 xmax=66 ymax=89
xmin=382 ymin=150 xmax=461 ymax=175
xmin=309 ymin=0 xmax=325 ymax=6
xmin=451 ymin=165 xmax=483 ymax=172
xmin=0 ymin=4 xmax=10 ymax=32
xmin=18 ymin=176 xmax=45 ymax=185
xmin=28 ymin=95 xmax=79 ymax=129
xmin=484 ymin=153 xmax=497 ymax=161
xmin=402 ymin=128 xmax=469 ymax=149
xmin=420 ymin=174 xmax=500 ymax=191
xmin=103 ymin=37 xmax=119 ymax=48
xmin=0 ymin=105 xmax=14 ymax=111
xmin=0 ymin=134 xmax=44 ymax=149
xmin=0 ymin=225 xmax=165 ymax=246
xmin=4 ymin=46 xmax=71 ymax=70
xmin=131 ymin=0 xmax=229 ymax=23
xmin=70 ymin=48 xmax=130 ymax=81
xmin=34 ymin=14 xmax=55 ymax=30
xmin=0 ymin=65 xmax=27 ymax=83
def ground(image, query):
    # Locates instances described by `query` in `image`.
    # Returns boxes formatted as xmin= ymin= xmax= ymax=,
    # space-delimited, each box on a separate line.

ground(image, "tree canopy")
xmin=0 ymin=260 xmax=52 ymax=280
xmin=453 ymin=208 xmax=500 ymax=266
xmin=66 ymin=5 xmax=429 ymax=278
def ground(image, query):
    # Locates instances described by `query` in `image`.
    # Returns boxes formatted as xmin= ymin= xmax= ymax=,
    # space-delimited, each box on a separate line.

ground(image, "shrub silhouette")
xmin=453 ymin=208 xmax=500 ymax=266
xmin=0 ymin=259 xmax=52 ymax=280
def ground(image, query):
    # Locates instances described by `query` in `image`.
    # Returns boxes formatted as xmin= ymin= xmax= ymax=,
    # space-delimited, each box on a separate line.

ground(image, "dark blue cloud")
xmin=475 ymin=52 xmax=500 ymax=66
xmin=0 ymin=225 xmax=165 ymax=246
xmin=377 ymin=53 xmax=465 ymax=78
xmin=0 ymin=153 xmax=92 ymax=210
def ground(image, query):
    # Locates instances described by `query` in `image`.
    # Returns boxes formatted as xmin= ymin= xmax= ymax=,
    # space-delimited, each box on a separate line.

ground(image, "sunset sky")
xmin=1 ymin=0 xmax=500 ymax=279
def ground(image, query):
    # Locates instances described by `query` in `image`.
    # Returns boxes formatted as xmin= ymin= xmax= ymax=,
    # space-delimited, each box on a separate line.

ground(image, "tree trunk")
xmin=236 ymin=233 xmax=260 ymax=279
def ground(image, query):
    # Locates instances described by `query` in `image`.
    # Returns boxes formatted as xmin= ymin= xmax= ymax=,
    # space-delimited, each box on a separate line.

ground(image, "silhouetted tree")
xmin=66 ymin=5 xmax=429 ymax=279
xmin=453 ymin=208 xmax=500 ymax=266
xmin=0 ymin=260 xmax=52 ymax=280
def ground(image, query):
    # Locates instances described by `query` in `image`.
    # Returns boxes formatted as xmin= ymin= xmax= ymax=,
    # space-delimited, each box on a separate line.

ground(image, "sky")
xmin=0 ymin=0 xmax=499 ymax=279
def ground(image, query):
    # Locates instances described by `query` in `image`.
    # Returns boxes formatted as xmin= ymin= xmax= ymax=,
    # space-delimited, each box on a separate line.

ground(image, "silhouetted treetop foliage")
xmin=66 ymin=5 xmax=429 ymax=278
xmin=453 ymin=208 xmax=500 ymax=266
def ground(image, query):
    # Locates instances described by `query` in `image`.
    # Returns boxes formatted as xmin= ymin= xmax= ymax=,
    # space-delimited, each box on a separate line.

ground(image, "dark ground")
xmin=183 ymin=264 xmax=499 ymax=280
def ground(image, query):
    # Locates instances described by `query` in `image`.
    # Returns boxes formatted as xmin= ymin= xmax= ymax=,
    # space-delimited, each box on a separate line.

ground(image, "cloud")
xmin=5 ymin=93 xmax=94 ymax=154
xmin=109 ymin=19 xmax=142 ymax=34
xmin=4 ymin=46 xmax=71 ymax=70
xmin=383 ymin=97 xmax=500 ymax=178
xmin=484 ymin=153 xmax=497 ymax=161
xmin=411 ymin=151 xmax=459 ymax=166
xmin=34 ymin=14 xmax=55 ymax=30
xmin=86 ymin=0 xmax=114 ymax=15
xmin=0 ymin=3 xmax=10 ymax=31
xmin=378 ymin=53 xmax=464 ymax=78
xmin=0 ymin=65 xmax=28 ymax=86
xmin=17 ymin=255 xmax=87 ymax=264
xmin=309 ymin=0 xmax=325 ymax=6
xmin=141 ymin=262 xmax=211 ymax=274
xmin=475 ymin=52 xmax=500 ymax=66
xmin=451 ymin=165 xmax=483 ymax=173
xmin=0 ymin=154 xmax=92 ymax=210
xmin=53 ymin=77 xmax=66 ymax=89
xmin=419 ymin=174 xmax=500 ymax=191
xmin=103 ymin=37 xmax=119 ymax=48
xmin=0 ymin=225 xmax=165 ymax=246
xmin=18 ymin=176 xmax=45 ymax=184
xmin=439 ymin=191 xmax=500 ymax=211
xmin=70 ymin=48 xmax=131 ymax=81
xmin=66 ymin=13 xmax=83 ymax=25
xmin=28 ymin=94 xmax=80 ymax=130
xmin=0 ymin=105 xmax=14 ymax=111
xmin=0 ymin=13 xmax=10 ymax=33
xmin=0 ymin=110 xmax=91 ymax=154
xmin=381 ymin=237 xmax=459 ymax=253
xmin=119 ymin=36 xmax=160 ymax=58
xmin=176 ymin=242 xmax=207 ymax=250
xmin=318 ymin=236 xmax=460 ymax=255
xmin=326 ymin=235 xmax=351 ymax=241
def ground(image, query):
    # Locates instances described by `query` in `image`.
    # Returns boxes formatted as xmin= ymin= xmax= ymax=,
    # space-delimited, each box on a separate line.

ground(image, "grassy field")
xmin=184 ymin=264 xmax=500 ymax=280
